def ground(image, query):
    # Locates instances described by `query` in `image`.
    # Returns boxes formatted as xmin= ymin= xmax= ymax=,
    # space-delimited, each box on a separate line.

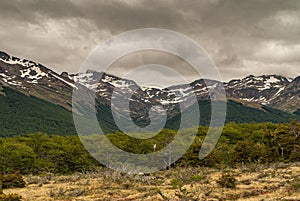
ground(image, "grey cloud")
xmin=0 ymin=0 xmax=299 ymax=83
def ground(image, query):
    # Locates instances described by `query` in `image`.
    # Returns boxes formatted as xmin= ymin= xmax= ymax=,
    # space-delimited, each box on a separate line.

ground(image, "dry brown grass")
xmin=3 ymin=162 xmax=300 ymax=201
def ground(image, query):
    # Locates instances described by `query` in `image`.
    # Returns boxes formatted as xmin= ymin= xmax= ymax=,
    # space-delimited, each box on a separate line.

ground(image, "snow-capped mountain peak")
xmin=0 ymin=51 xmax=299 ymax=114
xmin=224 ymin=74 xmax=290 ymax=105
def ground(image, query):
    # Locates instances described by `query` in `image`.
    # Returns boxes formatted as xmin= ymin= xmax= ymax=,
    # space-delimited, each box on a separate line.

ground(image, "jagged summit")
xmin=0 ymin=50 xmax=299 ymax=114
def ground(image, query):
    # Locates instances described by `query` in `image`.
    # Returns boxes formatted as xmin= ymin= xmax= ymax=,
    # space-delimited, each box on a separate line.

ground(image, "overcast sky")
xmin=0 ymin=0 xmax=300 ymax=85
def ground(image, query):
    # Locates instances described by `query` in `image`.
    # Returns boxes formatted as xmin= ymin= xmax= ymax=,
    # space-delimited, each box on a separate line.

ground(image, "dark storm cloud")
xmin=0 ymin=0 xmax=299 ymax=83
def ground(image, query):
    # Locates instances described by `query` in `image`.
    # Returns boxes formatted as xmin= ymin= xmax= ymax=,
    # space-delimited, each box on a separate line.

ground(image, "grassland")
xmin=4 ymin=162 xmax=300 ymax=201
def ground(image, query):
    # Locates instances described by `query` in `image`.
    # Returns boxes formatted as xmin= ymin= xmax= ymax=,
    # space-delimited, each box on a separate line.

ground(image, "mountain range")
xmin=0 ymin=51 xmax=299 ymax=136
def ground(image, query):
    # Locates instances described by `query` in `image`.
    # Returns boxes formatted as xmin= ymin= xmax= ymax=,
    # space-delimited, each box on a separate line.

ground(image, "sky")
xmin=0 ymin=0 xmax=300 ymax=85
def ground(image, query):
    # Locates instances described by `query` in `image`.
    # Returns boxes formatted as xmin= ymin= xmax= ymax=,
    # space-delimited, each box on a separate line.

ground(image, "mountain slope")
xmin=0 ymin=85 xmax=76 ymax=137
xmin=1 ymin=82 xmax=298 ymax=137
xmin=0 ymin=51 xmax=74 ymax=110
xmin=269 ymin=76 xmax=300 ymax=113
xmin=0 ymin=51 xmax=299 ymax=136
xmin=166 ymin=100 xmax=300 ymax=130
xmin=1 ymin=50 xmax=299 ymax=114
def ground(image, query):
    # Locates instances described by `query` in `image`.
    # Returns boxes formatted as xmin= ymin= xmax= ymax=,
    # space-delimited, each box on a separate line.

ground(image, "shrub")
xmin=170 ymin=178 xmax=182 ymax=189
xmin=217 ymin=172 xmax=237 ymax=188
xmin=291 ymin=179 xmax=300 ymax=193
xmin=232 ymin=141 xmax=262 ymax=164
xmin=2 ymin=173 xmax=26 ymax=189
xmin=0 ymin=194 xmax=22 ymax=201
xmin=190 ymin=174 xmax=205 ymax=182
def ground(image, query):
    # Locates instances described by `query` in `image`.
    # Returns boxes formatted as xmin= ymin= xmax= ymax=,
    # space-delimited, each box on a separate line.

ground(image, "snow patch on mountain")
xmin=266 ymin=76 xmax=280 ymax=84
xmin=0 ymin=55 xmax=39 ymax=68
xmin=20 ymin=66 xmax=48 ymax=80
xmin=0 ymin=72 xmax=22 ymax=86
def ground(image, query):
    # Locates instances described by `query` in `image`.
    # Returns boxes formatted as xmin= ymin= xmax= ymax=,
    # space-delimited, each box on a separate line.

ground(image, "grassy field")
xmin=4 ymin=163 xmax=300 ymax=201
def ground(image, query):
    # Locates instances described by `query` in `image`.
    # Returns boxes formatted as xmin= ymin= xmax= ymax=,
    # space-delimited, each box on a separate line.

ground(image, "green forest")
xmin=1 ymin=86 xmax=299 ymax=137
xmin=0 ymin=121 xmax=299 ymax=175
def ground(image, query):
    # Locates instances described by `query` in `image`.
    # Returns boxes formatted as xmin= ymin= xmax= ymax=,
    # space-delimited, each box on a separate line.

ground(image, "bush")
xmin=0 ymin=194 xmax=22 ymax=201
xmin=217 ymin=172 xmax=237 ymax=188
xmin=190 ymin=174 xmax=205 ymax=182
xmin=232 ymin=141 xmax=262 ymax=164
xmin=2 ymin=173 xmax=26 ymax=189
xmin=170 ymin=178 xmax=182 ymax=189
xmin=291 ymin=179 xmax=300 ymax=193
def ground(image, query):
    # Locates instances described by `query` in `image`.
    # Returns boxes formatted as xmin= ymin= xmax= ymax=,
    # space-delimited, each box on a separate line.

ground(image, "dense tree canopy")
xmin=0 ymin=121 xmax=299 ymax=174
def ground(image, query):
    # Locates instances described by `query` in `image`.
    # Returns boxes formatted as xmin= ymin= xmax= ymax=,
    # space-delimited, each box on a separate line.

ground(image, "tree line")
xmin=0 ymin=121 xmax=299 ymax=175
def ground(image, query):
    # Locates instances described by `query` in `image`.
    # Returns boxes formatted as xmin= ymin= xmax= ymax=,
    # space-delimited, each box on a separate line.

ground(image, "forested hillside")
xmin=1 ymin=85 xmax=299 ymax=137
xmin=0 ymin=87 xmax=76 ymax=137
